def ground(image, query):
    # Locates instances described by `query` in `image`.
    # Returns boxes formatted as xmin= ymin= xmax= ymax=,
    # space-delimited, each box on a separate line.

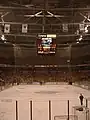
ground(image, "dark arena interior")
xmin=0 ymin=0 xmax=90 ymax=120
xmin=0 ymin=0 xmax=90 ymax=85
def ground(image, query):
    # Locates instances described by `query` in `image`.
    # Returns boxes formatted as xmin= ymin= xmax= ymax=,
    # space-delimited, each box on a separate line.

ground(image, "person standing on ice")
xmin=79 ymin=93 xmax=84 ymax=106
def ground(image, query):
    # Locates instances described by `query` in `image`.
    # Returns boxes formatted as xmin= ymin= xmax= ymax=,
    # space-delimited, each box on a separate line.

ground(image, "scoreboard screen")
xmin=37 ymin=34 xmax=56 ymax=54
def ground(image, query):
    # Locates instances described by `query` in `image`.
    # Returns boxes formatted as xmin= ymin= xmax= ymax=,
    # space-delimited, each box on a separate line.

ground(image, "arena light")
xmin=78 ymin=35 xmax=83 ymax=41
xmin=76 ymin=41 xmax=79 ymax=44
xmin=4 ymin=41 xmax=7 ymax=43
xmin=1 ymin=35 xmax=7 ymax=43
xmin=84 ymin=25 xmax=88 ymax=33
xmin=1 ymin=35 xmax=6 ymax=41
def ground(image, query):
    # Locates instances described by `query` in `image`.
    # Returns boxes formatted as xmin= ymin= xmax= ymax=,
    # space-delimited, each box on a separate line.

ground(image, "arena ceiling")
xmin=0 ymin=0 xmax=90 ymax=67
xmin=0 ymin=0 xmax=90 ymax=7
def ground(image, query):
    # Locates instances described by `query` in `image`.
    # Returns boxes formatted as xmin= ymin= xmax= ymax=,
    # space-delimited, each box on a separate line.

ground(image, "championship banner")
xmin=79 ymin=23 xmax=84 ymax=31
xmin=62 ymin=24 xmax=68 ymax=32
xmin=4 ymin=24 xmax=10 ymax=33
xmin=22 ymin=24 xmax=28 ymax=33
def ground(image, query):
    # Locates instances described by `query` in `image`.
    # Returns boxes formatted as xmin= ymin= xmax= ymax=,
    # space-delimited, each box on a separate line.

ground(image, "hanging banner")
xmin=62 ymin=24 xmax=68 ymax=32
xmin=22 ymin=24 xmax=28 ymax=33
xmin=4 ymin=24 xmax=10 ymax=33
xmin=79 ymin=23 xmax=84 ymax=31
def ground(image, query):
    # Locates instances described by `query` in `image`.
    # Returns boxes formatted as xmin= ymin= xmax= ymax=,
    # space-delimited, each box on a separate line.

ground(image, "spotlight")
xmin=76 ymin=41 xmax=79 ymax=44
xmin=1 ymin=35 xmax=6 ymax=41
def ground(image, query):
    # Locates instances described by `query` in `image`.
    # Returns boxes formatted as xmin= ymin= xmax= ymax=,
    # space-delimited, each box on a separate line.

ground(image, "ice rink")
xmin=0 ymin=83 xmax=90 ymax=120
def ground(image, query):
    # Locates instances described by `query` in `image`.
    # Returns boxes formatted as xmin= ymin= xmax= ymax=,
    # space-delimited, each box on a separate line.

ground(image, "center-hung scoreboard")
xmin=37 ymin=34 xmax=56 ymax=55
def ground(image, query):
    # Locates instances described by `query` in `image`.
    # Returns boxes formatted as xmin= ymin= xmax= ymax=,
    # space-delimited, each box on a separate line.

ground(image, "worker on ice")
xmin=79 ymin=93 xmax=84 ymax=106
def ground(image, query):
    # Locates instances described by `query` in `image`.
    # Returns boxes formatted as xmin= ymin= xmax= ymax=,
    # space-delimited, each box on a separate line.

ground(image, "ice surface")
xmin=0 ymin=84 xmax=90 ymax=120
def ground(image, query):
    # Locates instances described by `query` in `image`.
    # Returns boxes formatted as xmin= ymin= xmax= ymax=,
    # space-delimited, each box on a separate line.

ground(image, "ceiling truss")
xmin=0 ymin=6 xmax=90 ymax=41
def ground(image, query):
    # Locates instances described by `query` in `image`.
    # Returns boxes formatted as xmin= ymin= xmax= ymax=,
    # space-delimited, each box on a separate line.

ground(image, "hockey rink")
xmin=0 ymin=84 xmax=90 ymax=120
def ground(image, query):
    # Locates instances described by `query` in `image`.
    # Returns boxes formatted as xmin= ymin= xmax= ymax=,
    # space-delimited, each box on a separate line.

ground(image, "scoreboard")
xmin=37 ymin=34 xmax=56 ymax=55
